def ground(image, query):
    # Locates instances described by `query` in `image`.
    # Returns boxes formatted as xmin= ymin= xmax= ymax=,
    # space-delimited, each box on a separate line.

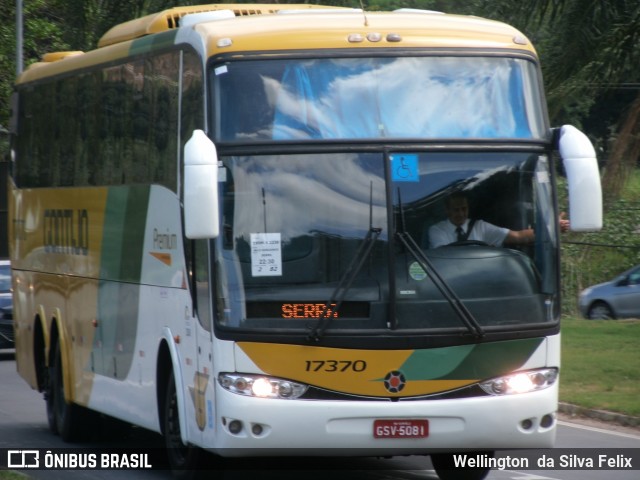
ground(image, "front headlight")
xmin=479 ymin=368 xmax=558 ymax=396
xmin=579 ymin=287 xmax=593 ymax=299
xmin=218 ymin=373 xmax=308 ymax=399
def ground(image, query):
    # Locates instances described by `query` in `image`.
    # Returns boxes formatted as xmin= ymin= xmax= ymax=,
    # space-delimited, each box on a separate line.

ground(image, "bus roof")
xmin=97 ymin=3 xmax=352 ymax=47
xmin=16 ymin=4 xmax=536 ymax=85
xmin=194 ymin=10 xmax=535 ymax=55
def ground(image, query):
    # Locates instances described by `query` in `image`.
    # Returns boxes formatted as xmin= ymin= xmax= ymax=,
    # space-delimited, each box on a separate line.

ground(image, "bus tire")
xmin=50 ymin=340 xmax=93 ymax=442
xmin=164 ymin=369 xmax=201 ymax=476
xmin=431 ymin=452 xmax=493 ymax=480
xmin=45 ymin=348 xmax=58 ymax=435
xmin=101 ymin=414 xmax=132 ymax=440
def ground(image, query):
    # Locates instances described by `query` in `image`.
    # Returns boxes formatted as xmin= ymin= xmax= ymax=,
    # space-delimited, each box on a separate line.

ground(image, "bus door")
xmin=193 ymin=238 xmax=215 ymax=442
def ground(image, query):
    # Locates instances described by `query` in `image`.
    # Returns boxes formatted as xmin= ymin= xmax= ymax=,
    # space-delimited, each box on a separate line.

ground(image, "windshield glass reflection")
xmin=213 ymin=152 xmax=558 ymax=333
xmin=214 ymin=57 xmax=545 ymax=141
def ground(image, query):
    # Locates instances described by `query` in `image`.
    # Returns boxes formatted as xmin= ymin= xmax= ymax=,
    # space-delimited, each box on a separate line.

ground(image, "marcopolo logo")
xmin=7 ymin=450 xmax=40 ymax=468
xmin=383 ymin=370 xmax=406 ymax=393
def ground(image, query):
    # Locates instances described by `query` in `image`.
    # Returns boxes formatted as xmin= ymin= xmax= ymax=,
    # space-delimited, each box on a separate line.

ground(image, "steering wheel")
xmin=448 ymin=240 xmax=489 ymax=247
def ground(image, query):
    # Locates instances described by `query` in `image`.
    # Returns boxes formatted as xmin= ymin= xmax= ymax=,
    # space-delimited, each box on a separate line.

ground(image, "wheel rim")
xmin=589 ymin=303 xmax=612 ymax=319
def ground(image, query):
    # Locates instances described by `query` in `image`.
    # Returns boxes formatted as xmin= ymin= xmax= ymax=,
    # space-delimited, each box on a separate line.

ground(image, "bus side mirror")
xmin=184 ymin=130 xmax=219 ymax=239
xmin=558 ymin=125 xmax=603 ymax=231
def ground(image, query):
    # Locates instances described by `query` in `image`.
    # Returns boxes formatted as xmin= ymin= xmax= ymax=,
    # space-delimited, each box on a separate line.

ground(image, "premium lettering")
xmin=153 ymin=229 xmax=177 ymax=250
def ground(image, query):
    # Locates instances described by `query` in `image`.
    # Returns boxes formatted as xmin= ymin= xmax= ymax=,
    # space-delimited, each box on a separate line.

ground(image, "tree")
xmin=475 ymin=0 xmax=640 ymax=200
xmin=4 ymin=0 xmax=637 ymax=186
xmin=0 ymin=1 xmax=70 ymax=127
xmin=0 ymin=1 xmax=199 ymax=128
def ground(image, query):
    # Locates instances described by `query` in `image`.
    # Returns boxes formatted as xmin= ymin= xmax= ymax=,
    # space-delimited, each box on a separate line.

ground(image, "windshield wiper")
xmin=307 ymin=226 xmax=381 ymax=342
xmin=308 ymin=182 xmax=381 ymax=342
xmin=395 ymin=190 xmax=484 ymax=338
xmin=395 ymin=232 xmax=484 ymax=337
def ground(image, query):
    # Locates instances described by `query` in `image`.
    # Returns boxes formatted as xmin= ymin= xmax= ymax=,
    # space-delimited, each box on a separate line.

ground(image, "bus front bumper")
xmin=209 ymin=383 xmax=558 ymax=455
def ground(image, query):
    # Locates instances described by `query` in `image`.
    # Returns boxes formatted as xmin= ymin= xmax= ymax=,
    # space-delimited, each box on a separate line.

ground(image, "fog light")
xmin=540 ymin=414 xmax=555 ymax=428
xmin=521 ymin=419 xmax=533 ymax=430
xmin=228 ymin=420 xmax=243 ymax=434
xmin=251 ymin=424 xmax=263 ymax=436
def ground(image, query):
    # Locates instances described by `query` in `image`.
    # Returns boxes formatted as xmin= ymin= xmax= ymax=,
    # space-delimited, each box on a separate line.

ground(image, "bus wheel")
xmin=50 ymin=340 xmax=93 ymax=442
xmin=164 ymin=369 xmax=201 ymax=475
xmin=44 ymin=350 xmax=58 ymax=435
xmin=431 ymin=452 xmax=493 ymax=480
xmin=101 ymin=415 xmax=132 ymax=440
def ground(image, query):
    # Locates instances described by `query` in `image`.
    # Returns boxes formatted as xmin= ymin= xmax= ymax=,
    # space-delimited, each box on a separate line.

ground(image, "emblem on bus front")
xmin=383 ymin=370 xmax=406 ymax=393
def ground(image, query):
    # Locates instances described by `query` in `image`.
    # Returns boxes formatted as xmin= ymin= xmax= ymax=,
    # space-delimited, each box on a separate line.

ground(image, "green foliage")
xmin=473 ymin=1 xmax=640 ymax=201
xmin=560 ymin=169 xmax=640 ymax=316
xmin=0 ymin=0 xmax=69 ymax=126
xmin=366 ymin=0 xmax=437 ymax=11
xmin=0 ymin=472 xmax=28 ymax=480
xmin=2 ymin=0 xmax=639 ymax=201
xmin=0 ymin=1 xmax=197 ymax=127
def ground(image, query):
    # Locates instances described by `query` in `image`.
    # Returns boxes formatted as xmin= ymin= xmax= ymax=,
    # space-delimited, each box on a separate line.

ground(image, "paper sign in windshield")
xmin=251 ymin=233 xmax=282 ymax=276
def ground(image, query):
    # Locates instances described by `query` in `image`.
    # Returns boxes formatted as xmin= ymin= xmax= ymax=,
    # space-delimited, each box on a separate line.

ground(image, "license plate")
xmin=373 ymin=419 xmax=429 ymax=439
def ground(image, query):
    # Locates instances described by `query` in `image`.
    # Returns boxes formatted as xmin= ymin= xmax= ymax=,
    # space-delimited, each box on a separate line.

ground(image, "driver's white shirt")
xmin=428 ymin=219 xmax=509 ymax=248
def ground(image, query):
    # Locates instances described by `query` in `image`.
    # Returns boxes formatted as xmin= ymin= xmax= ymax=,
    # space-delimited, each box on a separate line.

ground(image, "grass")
xmin=560 ymin=316 xmax=640 ymax=417
xmin=556 ymin=168 xmax=640 ymax=418
xmin=0 ymin=472 xmax=28 ymax=479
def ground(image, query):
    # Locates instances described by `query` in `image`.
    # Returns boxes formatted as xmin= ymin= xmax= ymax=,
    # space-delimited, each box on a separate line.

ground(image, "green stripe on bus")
xmin=399 ymin=338 xmax=545 ymax=380
xmin=130 ymin=30 xmax=179 ymax=57
xmin=95 ymin=185 xmax=150 ymax=379
xmin=100 ymin=186 xmax=150 ymax=283
xmin=121 ymin=185 xmax=151 ymax=282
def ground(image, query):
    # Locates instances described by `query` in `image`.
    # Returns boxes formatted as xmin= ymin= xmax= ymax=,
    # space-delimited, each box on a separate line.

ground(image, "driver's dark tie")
xmin=456 ymin=226 xmax=465 ymax=242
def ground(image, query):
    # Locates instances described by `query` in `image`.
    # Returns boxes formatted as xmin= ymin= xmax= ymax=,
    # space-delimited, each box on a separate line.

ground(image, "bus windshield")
xmin=213 ymin=56 xmax=545 ymax=141
xmin=213 ymin=151 xmax=559 ymax=334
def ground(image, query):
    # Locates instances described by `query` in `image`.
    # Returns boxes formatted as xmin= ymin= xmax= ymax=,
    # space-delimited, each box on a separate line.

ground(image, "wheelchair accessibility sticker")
xmin=391 ymin=154 xmax=419 ymax=182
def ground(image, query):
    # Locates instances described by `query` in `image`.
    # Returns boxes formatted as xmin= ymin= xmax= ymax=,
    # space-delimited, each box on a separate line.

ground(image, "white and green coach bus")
xmin=9 ymin=4 xmax=602 ymax=479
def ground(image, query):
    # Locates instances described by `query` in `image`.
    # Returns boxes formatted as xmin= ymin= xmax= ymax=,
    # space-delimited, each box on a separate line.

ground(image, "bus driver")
xmin=428 ymin=192 xmax=569 ymax=248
